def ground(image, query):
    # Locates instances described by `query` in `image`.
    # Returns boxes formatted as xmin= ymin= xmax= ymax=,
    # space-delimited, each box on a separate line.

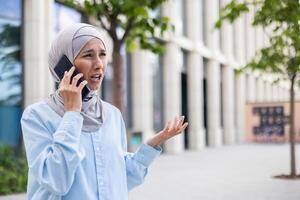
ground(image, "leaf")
xmin=126 ymin=39 xmax=137 ymax=52
xmin=215 ymin=0 xmax=249 ymax=28
xmin=134 ymin=7 xmax=148 ymax=18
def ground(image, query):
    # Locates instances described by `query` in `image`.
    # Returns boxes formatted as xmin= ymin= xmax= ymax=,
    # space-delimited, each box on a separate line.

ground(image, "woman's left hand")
xmin=146 ymin=116 xmax=188 ymax=148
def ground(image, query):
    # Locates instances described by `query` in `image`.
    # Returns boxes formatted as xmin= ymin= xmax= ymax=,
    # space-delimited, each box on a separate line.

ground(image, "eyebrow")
xmin=82 ymin=48 xmax=106 ymax=54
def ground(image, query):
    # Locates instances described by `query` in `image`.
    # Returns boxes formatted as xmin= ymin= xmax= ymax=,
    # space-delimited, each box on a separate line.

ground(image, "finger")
xmin=177 ymin=122 xmax=189 ymax=134
xmin=65 ymin=66 xmax=75 ymax=84
xmin=169 ymin=117 xmax=177 ymax=131
xmin=60 ymin=71 xmax=68 ymax=85
xmin=176 ymin=116 xmax=185 ymax=128
xmin=164 ymin=120 xmax=171 ymax=132
xmin=71 ymin=73 xmax=83 ymax=87
xmin=78 ymin=80 xmax=88 ymax=91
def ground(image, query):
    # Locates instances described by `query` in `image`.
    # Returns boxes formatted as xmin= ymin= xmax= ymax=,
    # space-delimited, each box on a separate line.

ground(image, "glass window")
xmin=53 ymin=2 xmax=82 ymax=33
xmin=0 ymin=0 xmax=22 ymax=146
xmin=0 ymin=1 xmax=22 ymax=19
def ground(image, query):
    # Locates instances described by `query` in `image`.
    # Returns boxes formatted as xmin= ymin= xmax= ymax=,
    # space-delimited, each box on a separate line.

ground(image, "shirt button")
xmin=96 ymin=147 xmax=100 ymax=151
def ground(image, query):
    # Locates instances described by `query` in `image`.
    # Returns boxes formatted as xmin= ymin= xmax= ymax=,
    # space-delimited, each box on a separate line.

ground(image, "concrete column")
xmin=131 ymin=51 xmax=155 ymax=143
xmin=187 ymin=53 xmax=206 ymax=150
xmin=160 ymin=0 xmax=184 ymax=153
xmin=207 ymin=60 xmax=222 ymax=146
xmin=265 ymin=82 xmax=272 ymax=102
xmin=162 ymin=43 xmax=184 ymax=153
xmin=233 ymin=1 xmax=246 ymax=143
xmin=220 ymin=0 xmax=234 ymax=60
xmin=275 ymin=86 xmax=280 ymax=102
xmin=279 ymin=87 xmax=285 ymax=101
xmin=204 ymin=0 xmax=220 ymax=51
xmin=271 ymin=84 xmax=277 ymax=102
xmin=245 ymin=6 xmax=257 ymax=104
xmin=235 ymin=74 xmax=246 ymax=143
xmin=295 ymin=90 xmax=300 ymax=101
xmin=186 ymin=0 xmax=206 ymax=150
xmin=24 ymin=0 xmax=54 ymax=106
xmin=246 ymin=74 xmax=256 ymax=103
xmin=284 ymin=88 xmax=289 ymax=102
xmin=245 ymin=6 xmax=256 ymax=61
xmin=204 ymin=0 xmax=222 ymax=146
xmin=254 ymin=26 xmax=260 ymax=51
xmin=256 ymin=78 xmax=264 ymax=102
xmin=220 ymin=0 xmax=235 ymax=145
xmin=234 ymin=1 xmax=246 ymax=63
xmin=222 ymin=66 xmax=235 ymax=144
xmin=280 ymin=87 xmax=284 ymax=101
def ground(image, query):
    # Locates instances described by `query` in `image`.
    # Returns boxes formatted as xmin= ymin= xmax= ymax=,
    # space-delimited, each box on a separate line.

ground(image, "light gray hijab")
xmin=46 ymin=23 xmax=106 ymax=132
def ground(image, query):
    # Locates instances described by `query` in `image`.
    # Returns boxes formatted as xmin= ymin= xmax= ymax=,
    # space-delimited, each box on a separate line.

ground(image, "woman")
xmin=21 ymin=23 xmax=188 ymax=200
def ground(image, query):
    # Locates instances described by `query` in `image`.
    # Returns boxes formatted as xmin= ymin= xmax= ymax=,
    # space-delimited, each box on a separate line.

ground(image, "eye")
xmin=100 ymin=52 xmax=106 ymax=57
xmin=83 ymin=53 xmax=92 ymax=57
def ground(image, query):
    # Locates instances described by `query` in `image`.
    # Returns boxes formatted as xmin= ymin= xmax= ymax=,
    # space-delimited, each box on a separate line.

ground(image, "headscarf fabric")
xmin=46 ymin=23 xmax=106 ymax=132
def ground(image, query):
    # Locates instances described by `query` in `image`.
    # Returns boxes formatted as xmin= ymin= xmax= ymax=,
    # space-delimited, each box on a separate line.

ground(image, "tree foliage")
xmin=216 ymin=0 xmax=300 ymax=81
xmin=62 ymin=0 xmax=173 ymax=54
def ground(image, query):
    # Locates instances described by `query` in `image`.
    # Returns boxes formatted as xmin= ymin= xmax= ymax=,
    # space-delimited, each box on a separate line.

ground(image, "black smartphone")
xmin=54 ymin=55 xmax=90 ymax=99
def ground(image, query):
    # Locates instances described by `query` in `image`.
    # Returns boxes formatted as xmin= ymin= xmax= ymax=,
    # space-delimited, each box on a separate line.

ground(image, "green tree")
xmin=60 ymin=0 xmax=172 ymax=115
xmin=216 ymin=0 xmax=300 ymax=178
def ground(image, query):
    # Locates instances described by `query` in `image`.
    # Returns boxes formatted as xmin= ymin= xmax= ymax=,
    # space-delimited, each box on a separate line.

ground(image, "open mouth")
xmin=90 ymin=74 xmax=102 ymax=81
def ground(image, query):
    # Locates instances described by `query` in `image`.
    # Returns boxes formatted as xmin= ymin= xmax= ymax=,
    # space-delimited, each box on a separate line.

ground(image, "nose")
xmin=94 ymin=56 xmax=105 ymax=72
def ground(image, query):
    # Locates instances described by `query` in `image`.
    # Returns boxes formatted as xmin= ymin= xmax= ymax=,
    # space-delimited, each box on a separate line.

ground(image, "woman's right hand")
xmin=59 ymin=67 xmax=88 ymax=112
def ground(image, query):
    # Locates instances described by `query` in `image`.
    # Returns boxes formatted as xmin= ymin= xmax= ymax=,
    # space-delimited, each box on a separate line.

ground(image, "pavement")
xmin=1 ymin=144 xmax=300 ymax=200
xmin=129 ymin=144 xmax=300 ymax=200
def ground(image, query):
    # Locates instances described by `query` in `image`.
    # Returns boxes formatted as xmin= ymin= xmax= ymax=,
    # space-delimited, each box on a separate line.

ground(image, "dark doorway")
xmin=203 ymin=78 xmax=208 ymax=146
xmin=203 ymin=58 xmax=209 ymax=146
xmin=181 ymin=72 xmax=189 ymax=149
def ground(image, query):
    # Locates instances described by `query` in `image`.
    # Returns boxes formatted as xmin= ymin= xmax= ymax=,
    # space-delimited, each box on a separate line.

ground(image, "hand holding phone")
xmin=54 ymin=55 xmax=90 ymax=112
xmin=54 ymin=55 xmax=90 ymax=99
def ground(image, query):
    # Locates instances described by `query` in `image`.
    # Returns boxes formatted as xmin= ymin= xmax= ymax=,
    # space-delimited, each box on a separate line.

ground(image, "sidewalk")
xmin=1 ymin=144 xmax=300 ymax=200
xmin=129 ymin=144 xmax=300 ymax=200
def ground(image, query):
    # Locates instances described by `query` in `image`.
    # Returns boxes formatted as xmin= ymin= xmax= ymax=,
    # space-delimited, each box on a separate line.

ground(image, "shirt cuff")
xmin=133 ymin=143 xmax=162 ymax=167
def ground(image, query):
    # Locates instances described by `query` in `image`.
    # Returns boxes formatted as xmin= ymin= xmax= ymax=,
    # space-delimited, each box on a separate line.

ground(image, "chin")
xmin=88 ymin=84 xmax=101 ymax=91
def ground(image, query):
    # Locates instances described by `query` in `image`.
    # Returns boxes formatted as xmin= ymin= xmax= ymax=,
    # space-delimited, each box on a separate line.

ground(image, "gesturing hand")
xmin=59 ymin=66 xmax=88 ymax=112
xmin=160 ymin=116 xmax=188 ymax=140
xmin=146 ymin=116 xmax=188 ymax=148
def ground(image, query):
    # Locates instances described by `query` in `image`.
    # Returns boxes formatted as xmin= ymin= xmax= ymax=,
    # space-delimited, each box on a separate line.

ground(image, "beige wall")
xmin=245 ymin=101 xmax=300 ymax=142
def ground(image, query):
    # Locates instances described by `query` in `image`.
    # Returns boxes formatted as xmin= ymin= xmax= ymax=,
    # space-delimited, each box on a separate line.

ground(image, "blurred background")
xmin=0 ymin=0 xmax=300 ymax=199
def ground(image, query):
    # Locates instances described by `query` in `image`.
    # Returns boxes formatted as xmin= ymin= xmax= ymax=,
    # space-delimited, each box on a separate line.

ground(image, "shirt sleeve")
xmin=119 ymin=114 xmax=161 ymax=191
xmin=21 ymin=107 xmax=85 ymax=196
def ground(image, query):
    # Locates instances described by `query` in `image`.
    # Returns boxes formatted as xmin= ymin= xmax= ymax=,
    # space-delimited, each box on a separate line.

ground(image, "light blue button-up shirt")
xmin=21 ymin=100 xmax=161 ymax=200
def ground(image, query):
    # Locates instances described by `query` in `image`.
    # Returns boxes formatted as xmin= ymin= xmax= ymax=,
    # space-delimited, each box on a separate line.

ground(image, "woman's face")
xmin=74 ymin=38 xmax=107 ymax=91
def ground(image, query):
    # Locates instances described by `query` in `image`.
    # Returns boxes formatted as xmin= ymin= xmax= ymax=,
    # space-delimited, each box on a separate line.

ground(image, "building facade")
xmin=0 ymin=0 xmax=297 ymax=152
